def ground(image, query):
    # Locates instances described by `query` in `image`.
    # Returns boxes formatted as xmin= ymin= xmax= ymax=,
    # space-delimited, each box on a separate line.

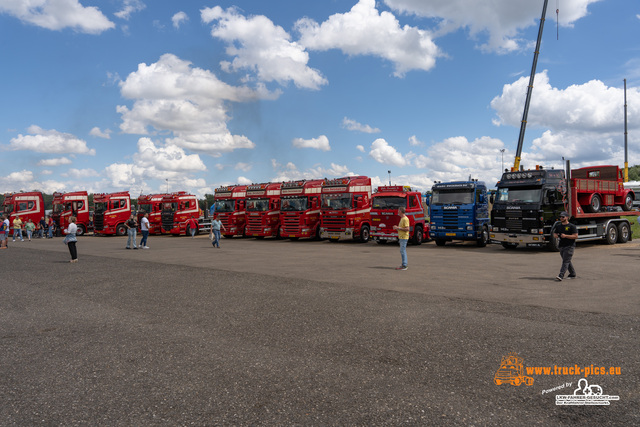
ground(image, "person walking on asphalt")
xmin=125 ymin=214 xmax=138 ymax=249
xmin=393 ymin=206 xmax=410 ymax=270
xmin=209 ymin=214 xmax=226 ymax=248
xmin=553 ymin=211 xmax=578 ymax=281
xmin=0 ymin=213 xmax=8 ymax=249
xmin=187 ymin=217 xmax=199 ymax=238
xmin=12 ymin=215 xmax=24 ymax=242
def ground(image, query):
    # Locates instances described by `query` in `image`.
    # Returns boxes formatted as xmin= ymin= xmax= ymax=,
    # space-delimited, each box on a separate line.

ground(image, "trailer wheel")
xmin=76 ymin=225 xmax=85 ymax=236
xmin=617 ymin=222 xmax=630 ymax=243
xmin=412 ymin=225 xmax=423 ymax=245
xmin=435 ymin=239 xmax=446 ymax=247
xmin=586 ymin=194 xmax=601 ymax=213
xmin=605 ymin=223 xmax=617 ymax=245
xmin=477 ymin=227 xmax=488 ymax=247
xmin=116 ymin=224 xmax=127 ymax=236
xmin=622 ymin=194 xmax=633 ymax=211
xmin=359 ymin=225 xmax=370 ymax=243
xmin=501 ymin=242 xmax=518 ymax=249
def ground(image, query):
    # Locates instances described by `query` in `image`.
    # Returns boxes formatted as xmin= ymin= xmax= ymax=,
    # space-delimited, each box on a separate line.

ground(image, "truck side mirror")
xmin=479 ymin=194 xmax=485 ymax=204
xmin=425 ymin=194 xmax=431 ymax=206
xmin=489 ymin=194 xmax=494 ymax=204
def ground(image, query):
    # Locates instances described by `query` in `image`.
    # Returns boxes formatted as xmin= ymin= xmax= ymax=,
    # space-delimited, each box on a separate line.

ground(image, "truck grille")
xmin=442 ymin=210 xmax=460 ymax=230
xmin=246 ymin=215 xmax=262 ymax=233
xmin=322 ymin=213 xmax=346 ymax=231
xmin=94 ymin=213 xmax=104 ymax=230
xmin=161 ymin=212 xmax=174 ymax=231
xmin=282 ymin=213 xmax=301 ymax=233
xmin=505 ymin=209 xmax=522 ymax=231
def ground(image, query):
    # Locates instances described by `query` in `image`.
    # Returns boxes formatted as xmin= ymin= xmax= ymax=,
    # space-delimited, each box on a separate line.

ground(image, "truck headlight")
xmin=467 ymin=226 xmax=473 ymax=231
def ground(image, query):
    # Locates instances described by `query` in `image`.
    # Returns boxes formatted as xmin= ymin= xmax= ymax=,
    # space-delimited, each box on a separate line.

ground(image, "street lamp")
xmin=500 ymin=149 xmax=505 ymax=172
xmin=166 ymin=179 xmax=169 ymax=193
xmin=388 ymin=170 xmax=391 ymax=185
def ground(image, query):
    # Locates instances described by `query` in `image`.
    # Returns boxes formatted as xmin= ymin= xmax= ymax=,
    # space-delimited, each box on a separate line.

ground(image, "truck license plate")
xmin=446 ymin=233 xmax=456 ymax=236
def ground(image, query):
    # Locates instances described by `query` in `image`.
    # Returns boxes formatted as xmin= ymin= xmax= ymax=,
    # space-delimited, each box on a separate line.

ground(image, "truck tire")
xmin=76 ymin=224 xmax=85 ymax=236
xmin=359 ymin=225 xmax=370 ymax=243
xmin=605 ymin=223 xmax=617 ymax=245
xmin=476 ymin=227 xmax=488 ymax=247
xmin=412 ymin=225 xmax=423 ymax=245
xmin=116 ymin=224 xmax=127 ymax=236
xmin=501 ymin=242 xmax=518 ymax=249
xmin=622 ymin=194 xmax=633 ymax=211
xmin=586 ymin=194 xmax=601 ymax=213
xmin=617 ymin=222 xmax=630 ymax=243
xmin=435 ymin=239 xmax=446 ymax=247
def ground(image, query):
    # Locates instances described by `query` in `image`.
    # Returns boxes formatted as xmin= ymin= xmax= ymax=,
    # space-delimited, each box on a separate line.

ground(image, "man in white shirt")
xmin=139 ymin=213 xmax=150 ymax=249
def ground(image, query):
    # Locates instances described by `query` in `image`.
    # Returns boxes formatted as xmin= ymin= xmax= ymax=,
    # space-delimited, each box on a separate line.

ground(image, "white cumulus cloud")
xmin=369 ymin=138 xmax=407 ymax=167
xmin=9 ymin=125 xmax=95 ymax=155
xmin=201 ymin=6 xmax=327 ymax=90
xmin=172 ymin=11 xmax=188 ymax=29
xmin=37 ymin=157 xmax=72 ymax=166
xmin=89 ymin=127 xmax=112 ymax=139
xmin=342 ymin=117 xmax=381 ymax=134
xmin=114 ymin=0 xmax=145 ymax=21
xmin=296 ymin=0 xmax=442 ymax=77
xmin=0 ymin=0 xmax=115 ymax=34
xmin=292 ymin=135 xmax=331 ymax=151
xmin=117 ymin=54 xmax=263 ymax=156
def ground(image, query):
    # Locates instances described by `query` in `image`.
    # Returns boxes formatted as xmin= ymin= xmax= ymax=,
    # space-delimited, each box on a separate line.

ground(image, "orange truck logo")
xmin=494 ymin=353 xmax=534 ymax=386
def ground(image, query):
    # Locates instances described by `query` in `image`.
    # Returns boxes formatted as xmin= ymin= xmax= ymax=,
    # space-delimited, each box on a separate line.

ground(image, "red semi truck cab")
xmin=93 ymin=192 xmax=131 ymax=236
xmin=137 ymin=193 xmax=169 ymax=234
xmin=2 ymin=192 xmax=45 ymax=236
xmin=320 ymin=176 xmax=372 ymax=242
xmin=371 ymin=185 xmax=428 ymax=245
xmin=160 ymin=192 xmax=200 ymax=236
xmin=213 ymin=185 xmax=247 ymax=238
xmin=52 ymin=191 xmax=90 ymax=235
xmin=245 ymin=182 xmax=282 ymax=238
xmin=279 ymin=179 xmax=323 ymax=240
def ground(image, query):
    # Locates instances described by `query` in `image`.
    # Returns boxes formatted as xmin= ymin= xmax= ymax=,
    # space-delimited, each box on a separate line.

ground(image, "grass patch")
xmin=625 ymin=215 xmax=640 ymax=239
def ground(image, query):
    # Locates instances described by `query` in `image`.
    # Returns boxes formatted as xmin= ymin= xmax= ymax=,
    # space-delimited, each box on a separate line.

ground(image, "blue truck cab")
xmin=427 ymin=180 xmax=490 ymax=247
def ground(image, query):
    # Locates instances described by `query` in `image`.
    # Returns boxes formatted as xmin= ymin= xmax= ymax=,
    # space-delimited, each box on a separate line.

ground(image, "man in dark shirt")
xmin=553 ymin=211 xmax=578 ymax=281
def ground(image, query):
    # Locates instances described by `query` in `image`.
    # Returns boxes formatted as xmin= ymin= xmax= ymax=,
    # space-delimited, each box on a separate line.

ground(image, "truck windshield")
xmin=3 ymin=203 xmax=14 ymax=213
xmin=372 ymin=196 xmax=405 ymax=209
xmin=281 ymin=197 xmax=307 ymax=211
xmin=138 ymin=203 xmax=153 ymax=213
xmin=52 ymin=203 xmax=64 ymax=213
xmin=162 ymin=203 xmax=177 ymax=212
xmin=431 ymin=189 xmax=474 ymax=204
xmin=496 ymin=188 xmax=542 ymax=203
xmin=322 ymin=193 xmax=352 ymax=210
xmin=214 ymin=199 xmax=235 ymax=213
xmin=94 ymin=202 xmax=107 ymax=213
xmin=247 ymin=199 xmax=269 ymax=212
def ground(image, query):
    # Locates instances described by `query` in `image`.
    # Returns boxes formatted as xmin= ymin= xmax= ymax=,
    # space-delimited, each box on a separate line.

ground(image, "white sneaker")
xmin=143 ymin=246 xmax=150 ymax=249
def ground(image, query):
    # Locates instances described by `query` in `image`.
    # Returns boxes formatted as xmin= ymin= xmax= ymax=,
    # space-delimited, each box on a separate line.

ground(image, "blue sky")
xmin=1 ymin=0 xmax=639 ymax=197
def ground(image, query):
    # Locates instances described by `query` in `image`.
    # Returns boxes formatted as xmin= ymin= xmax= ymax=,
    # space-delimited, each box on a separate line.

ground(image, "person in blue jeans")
xmin=209 ymin=215 xmax=226 ymax=248
xmin=125 ymin=214 xmax=138 ymax=249
xmin=393 ymin=207 xmax=410 ymax=270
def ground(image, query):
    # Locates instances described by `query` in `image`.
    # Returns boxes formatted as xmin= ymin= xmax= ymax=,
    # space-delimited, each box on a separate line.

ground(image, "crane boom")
xmin=513 ymin=0 xmax=549 ymax=171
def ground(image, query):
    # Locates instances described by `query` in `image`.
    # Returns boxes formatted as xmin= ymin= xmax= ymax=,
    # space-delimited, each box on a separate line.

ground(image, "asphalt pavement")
xmin=1 ymin=235 xmax=638 ymax=426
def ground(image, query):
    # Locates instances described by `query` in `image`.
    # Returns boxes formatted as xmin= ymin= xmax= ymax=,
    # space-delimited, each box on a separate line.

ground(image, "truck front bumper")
xmin=320 ymin=227 xmax=353 ymax=241
xmin=490 ymin=232 xmax=547 ymax=245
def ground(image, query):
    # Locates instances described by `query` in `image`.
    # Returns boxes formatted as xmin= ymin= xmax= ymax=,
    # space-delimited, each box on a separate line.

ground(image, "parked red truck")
xmin=245 ymin=182 xmax=282 ymax=238
xmin=490 ymin=163 xmax=638 ymax=249
xmin=213 ymin=185 xmax=247 ymax=238
xmin=52 ymin=191 xmax=90 ymax=235
xmin=136 ymin=193 xmax=169 ymax=235
xmin=160 ymin=191 xmax=201 ymax=236
xmin=320 ymin=176 xmax=372 ymax=242
xmin=2 ymin=191 xmax=45 ymax=236
xmin=371 ymin=185 xmax=428 ymax=245
xmin=279 ymin=179 xmax=323 ymax=240
xmin=93 ymin=191 xmax=131 ymax=236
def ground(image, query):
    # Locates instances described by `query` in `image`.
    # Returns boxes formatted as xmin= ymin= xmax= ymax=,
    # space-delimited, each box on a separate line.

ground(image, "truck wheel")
xmin=587 ymin=194 xmax=601 ymax=213
xmin=116 ymin=224 xmax=127 ymax=236
xmin=76 ymin=225 xmax=85 ymax=236
xmin=622 ymin=194 xmax=633 ymax=211
xmin=412 ymin=226 xmax=423 ymax=245
xmin=605 ymin=223 xmax=617 ymax=245
xmin=435 ymin=239 xmax=446 ymax=247
xmin=359 ymin=225 xmax=370 ymax=243
xmin=501 ymin=242 xmax=518 ymax=249
xmin=617 ymin=222 xmax=630 ymax=243
xmin=476 ymin=227 xmax=488 ymax=247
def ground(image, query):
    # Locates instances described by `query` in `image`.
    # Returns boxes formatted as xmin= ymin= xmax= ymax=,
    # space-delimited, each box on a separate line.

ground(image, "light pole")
xmin=388 ymin=170 xmax=391 ymax=185
xmin=500 ymin=149 xmax=505 ymax=172
xmin=166 ymin=179 xmax=169 ymax=193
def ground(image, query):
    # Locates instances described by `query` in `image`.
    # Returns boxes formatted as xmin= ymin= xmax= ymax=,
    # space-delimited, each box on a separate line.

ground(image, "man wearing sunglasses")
xmin=553 ymin=211 xmax=578 ymax=281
